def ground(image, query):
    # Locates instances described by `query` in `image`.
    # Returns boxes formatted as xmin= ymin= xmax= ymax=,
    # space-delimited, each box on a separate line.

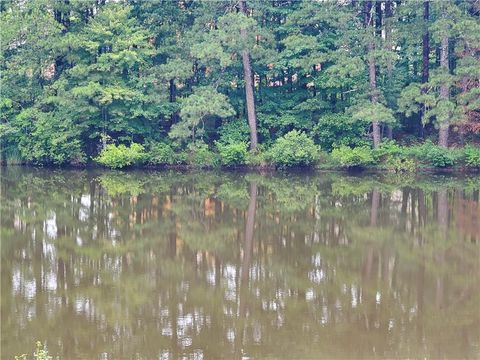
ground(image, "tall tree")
xmin=365 ymin=1 xmax=381 ymax=148
xmin=420 ymin=0 xmax=430 ymax=138
xmin=438 ymin=7 xmax=450 ymax=148
xmin=238 ymin=0 xmax=259 ymax=150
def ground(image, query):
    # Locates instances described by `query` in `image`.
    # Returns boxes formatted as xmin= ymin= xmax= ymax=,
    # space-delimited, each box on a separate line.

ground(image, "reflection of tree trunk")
xmin=418 ymin=189 xmax=426 ymax=227
xmin=416 ymin=256 xmax=425 ymax=344
xmin=241 ymin=182 xmax=257 ymax=285
xmin=169 ymin=212 xmax=176 ymax=258
xmin=236 ymin=181 xmax=257 ymax=358
xmin=436 ymin=189 xmax=448 ymax=310
xmin=437 ymin=189 xmax=448 ymax=228
xmin=370 ymin=188 xmax=380 ymax=226
xmin=34 ymin=232 xmax=44 ymax=318
xmin=401 ymin=189 xmax=410 ymax=231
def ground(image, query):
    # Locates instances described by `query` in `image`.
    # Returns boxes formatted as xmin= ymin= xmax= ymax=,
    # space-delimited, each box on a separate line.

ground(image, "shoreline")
xmin=2 ymin=162 xmax=480 ymax=175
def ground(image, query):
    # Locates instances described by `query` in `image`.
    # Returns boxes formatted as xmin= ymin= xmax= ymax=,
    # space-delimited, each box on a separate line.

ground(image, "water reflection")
xmin=1 ymin=168 xmax=479 ymax=359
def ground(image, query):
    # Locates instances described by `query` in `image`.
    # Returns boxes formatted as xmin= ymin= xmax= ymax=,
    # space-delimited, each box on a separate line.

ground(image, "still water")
xmin=1 ymin=168 xmax=479 ymax=359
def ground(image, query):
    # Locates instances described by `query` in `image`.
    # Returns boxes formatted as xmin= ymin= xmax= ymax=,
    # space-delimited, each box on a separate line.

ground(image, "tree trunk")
xmin=239 ymin=0 xmax=259 ymax=150
xmin=438 ymin=9 xmax=449 ymax=148
xmin=420 ymin=0 xmax=430 ymax=138
xmin=365 ymin=1 xmax=381 ymax=148
xmin=422 ymin=1 xmax=430 ymax=85
xmin=385 ymin=0 xmax=393 ymax=139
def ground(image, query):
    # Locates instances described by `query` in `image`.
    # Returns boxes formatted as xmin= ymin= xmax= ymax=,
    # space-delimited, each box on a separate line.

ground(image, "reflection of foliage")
xmin=180 ymin=223 xmax=237 ymax=255
xmin=249 ymin=173 xmax=318 ymax=212
xmin=216 ymin=182 xmax=250 ymax=209
xmin=2 ymin=167 xmax=479 ymax=359
xmin=331 ymin=176 xmax=383 ymax=197
xmin=98 ymin=172 xmax=146 ymax=196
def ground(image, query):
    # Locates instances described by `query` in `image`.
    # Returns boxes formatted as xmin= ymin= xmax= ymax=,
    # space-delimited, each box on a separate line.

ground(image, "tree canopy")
xmin=1 ymin=0 xmax=479 ymax=165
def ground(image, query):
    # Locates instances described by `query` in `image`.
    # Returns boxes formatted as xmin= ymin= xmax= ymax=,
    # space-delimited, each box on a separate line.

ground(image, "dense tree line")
xmin=1 ymin=0 xmax=479 ymax=166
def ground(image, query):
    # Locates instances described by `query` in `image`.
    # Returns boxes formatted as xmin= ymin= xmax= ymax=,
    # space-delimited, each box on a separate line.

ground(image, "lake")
xmin=1 ymin=168 xmax=479 ymax=359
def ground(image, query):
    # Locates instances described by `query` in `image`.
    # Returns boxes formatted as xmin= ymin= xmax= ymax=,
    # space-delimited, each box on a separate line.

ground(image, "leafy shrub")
xmin=385 ymin=156 xmax=416 ymax=173
xmin=216 ymin=141 xmax=248 ymax=166
xmin=373 ymin=140 xmax=415 ymax=172
xmin=187 ymin=142 xmax=219 ymax=168
xmin=95 ymin=143 xmax=146 ymax=169
xmin=267 ymin=130 xmax=319 ymax=168
xmin=313 ymin=113 xmax=369 ymax=151
xmin=15 ymin=341 xmax=52 ymax=360
xmin=373 ymin=140 xmax=404 ymax=162
xmin=147 ymin=142 xmax=176 ymax=165
xmin=407 ymin=141 xmax=456 ymax=168
xmin=331 ymin=146 xmax=375 ymax=168
xmin=246 ymin=145 xmax=269 ymax=167
xmin=464 ymin=145 xmax=480 ymax=167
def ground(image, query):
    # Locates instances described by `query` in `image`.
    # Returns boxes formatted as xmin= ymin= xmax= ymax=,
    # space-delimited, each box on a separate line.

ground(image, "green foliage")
xmin=11 ymin=109 xmax=85 ymax=165
xmin=218 ymin=119 xmax=251 ymax=145
xmin=349 ymin=101 xmax=396 ymax=125
xmin=407 ymin=141 xmax=457 ymax=168
xmin=216 ymin=141 xmax=248 ymax=167
xmin=373 ymin=141 xmax=416 ymax=173
xmin=385 ymin=157 xmax=417 ymax=173
xmin=147 ymin=142 xmax=176 ymax=165
xmin=15 ymin=341 xmax=52 ymax=360
xmin=95 ymin=143 xmax=146 ymax=169
xmin=186 ymin=142 xmax=219 ymax=168
xmin=313 ymin=113 xmax=369 ymax=151
xmin=463 ymin=145 xmax=480 ymax=168
xmin=170 ymin=87 xmax=235 ymax=143
xmin=331 ymin=146 xmax=375 ymax=168
xmin=1 ymin=0 xmax=478 ymax=167
xmin=372 ymin=140 xmax=406 ymax=162
xmin=267 ymin=130 xmax=319 ymax=168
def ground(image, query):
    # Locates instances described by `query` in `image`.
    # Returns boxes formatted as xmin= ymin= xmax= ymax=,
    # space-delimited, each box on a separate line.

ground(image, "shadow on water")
xmin=1 ymin=167 xmax=479 ymax=359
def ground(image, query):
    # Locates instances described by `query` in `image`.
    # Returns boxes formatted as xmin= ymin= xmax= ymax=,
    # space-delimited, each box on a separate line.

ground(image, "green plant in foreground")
xmin=95 ymin=143 xmax=146 ymax=169
xmin=186 ymin=142 xmax=219 ymax=168
xmin=267 ymin=130 xmax=319 ymax=168
xmin=464 ymin=145 xmax=480 ymax=167
xmin=216 ymin=141 xmax=248 ymax=167
xmin=331 ymin=146 xmax=375 ymax=168
xmin=406 ymin=140 xmax=458 ymax=168
xmin=146 ymin=142 xmax=176 ymax=165
xmin=385 ymin=156 xmax=417 ymax=173
xmin=15 ymin=341 xmax=52 ymax=360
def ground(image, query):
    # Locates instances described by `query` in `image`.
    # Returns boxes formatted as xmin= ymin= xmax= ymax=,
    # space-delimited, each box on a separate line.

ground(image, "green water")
xmin=1 ymin=168 xmax=479 ymax=359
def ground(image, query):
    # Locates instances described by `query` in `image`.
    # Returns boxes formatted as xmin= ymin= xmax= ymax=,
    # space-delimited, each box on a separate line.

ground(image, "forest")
xmin=1 ymin=0 xmax=479 ymax=170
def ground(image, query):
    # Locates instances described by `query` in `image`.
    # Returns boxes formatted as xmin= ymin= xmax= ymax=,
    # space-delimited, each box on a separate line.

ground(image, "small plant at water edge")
xmin=186 ymin=142 xmax=219 ymax=168
xmin=216 ymin=141 xmax=248 ymax=167
xmin=267 ymin=130 xmax=319 ymax=168
xmin=15 ymin=341 xmax=52 ymax=360
xmin=331 ymin=146 xmax=375 ymax=169
xmin=96 ymin=143 xmax=146 ymax=169
xmin=146 ymin=142 xmax=176 ymax=165
xmin=464 ymin=145 xmax=480 ymax=168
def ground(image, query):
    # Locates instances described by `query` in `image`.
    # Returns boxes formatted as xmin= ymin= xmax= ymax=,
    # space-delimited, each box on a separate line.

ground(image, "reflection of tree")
xmin=235 ymin=181 xmax=257 ymax=359
xmin=2 ymin=168 xmax=479 ymax=359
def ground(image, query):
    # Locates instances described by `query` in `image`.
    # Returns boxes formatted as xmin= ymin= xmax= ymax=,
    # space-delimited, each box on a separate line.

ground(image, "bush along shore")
xmin=5 ymin=131 xmax=480 ymax=173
